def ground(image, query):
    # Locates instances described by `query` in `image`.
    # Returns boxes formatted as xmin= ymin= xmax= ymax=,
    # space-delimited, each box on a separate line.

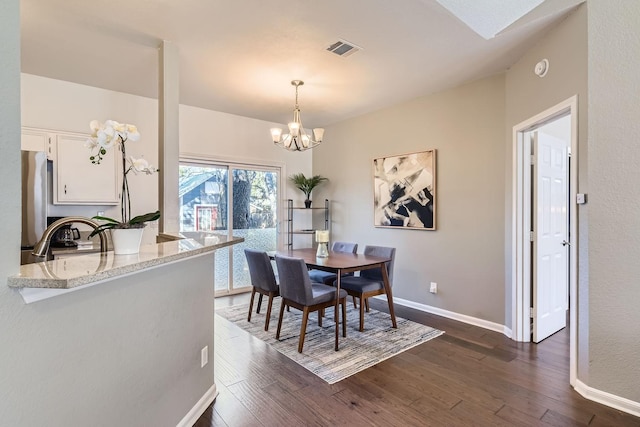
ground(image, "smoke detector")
xmin=326 ymin=39 xmax=362 ymax=57
xmin=534 ymin=59 xmax=549 ymax=77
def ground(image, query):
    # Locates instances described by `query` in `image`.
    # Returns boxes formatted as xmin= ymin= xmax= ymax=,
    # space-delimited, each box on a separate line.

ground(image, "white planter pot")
xmin=110 ymin=228 xmax=144 ymax=255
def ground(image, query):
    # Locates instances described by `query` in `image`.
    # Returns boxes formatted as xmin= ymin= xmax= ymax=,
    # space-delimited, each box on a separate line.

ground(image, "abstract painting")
xmin=373 ymin=149 xmax=436 ymax=230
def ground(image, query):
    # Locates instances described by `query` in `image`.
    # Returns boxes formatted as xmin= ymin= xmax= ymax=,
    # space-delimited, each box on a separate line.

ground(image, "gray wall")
xmin=587 ymin=0 xmax=640 ymax=403
xmin=316 ymin=74 xmax=507 ymax=324
xmin=319 ymin=1 xmax=640 ymax=406
xmin=0 ymin=257 xmax=215 ymax=426
xmin=504 ymin=5 xmax=589 ymax=375
xmin=1 ymin=7 xmax=216 ymax=421
xmin=1 ymin=256 xmax=215 ymax=426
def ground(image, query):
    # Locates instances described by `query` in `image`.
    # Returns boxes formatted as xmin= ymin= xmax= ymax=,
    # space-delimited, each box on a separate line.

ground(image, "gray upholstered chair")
xmin=308 ymin=241 xmax=358 ymax=285
xmin=275 ymin=254 xmax=347 ymax=353
xmin=244 ymin=249 xmax=280 ymax=331
xmin=338 ymin=245 xmax=396 ymax=332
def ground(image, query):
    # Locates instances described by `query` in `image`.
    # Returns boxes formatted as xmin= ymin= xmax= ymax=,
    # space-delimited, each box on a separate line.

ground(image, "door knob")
xmin=562 ymin=240 xmax=571 ymax=246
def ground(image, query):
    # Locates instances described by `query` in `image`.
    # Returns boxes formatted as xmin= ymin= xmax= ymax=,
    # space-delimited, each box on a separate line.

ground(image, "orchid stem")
xmin=120 ymin=138 xmax=131 ymax=224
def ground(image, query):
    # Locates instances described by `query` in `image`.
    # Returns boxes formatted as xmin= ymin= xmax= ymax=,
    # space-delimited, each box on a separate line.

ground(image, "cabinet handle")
xmin=64 ymin=184 xmax=67 ymax=194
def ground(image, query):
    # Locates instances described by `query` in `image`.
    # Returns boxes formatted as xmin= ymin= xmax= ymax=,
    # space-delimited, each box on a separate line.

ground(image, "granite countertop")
xmin=9 ymin=232 xmax=243 ymax=289
xmin=50 ymin=244 xmax=105 ymax=257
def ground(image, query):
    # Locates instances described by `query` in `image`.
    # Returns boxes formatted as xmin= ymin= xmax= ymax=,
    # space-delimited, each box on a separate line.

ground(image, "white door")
xmin=532 ymin=131 xmax=569 ymax=343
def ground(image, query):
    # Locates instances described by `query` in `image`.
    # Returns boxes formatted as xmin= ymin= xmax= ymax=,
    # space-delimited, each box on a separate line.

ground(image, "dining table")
xmin=273 ymin=248 xmax=397 ymax=350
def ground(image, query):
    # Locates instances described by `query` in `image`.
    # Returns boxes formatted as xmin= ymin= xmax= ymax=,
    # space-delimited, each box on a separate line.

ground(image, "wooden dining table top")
xmin=272 ymin=248 xmax=391 ymax=273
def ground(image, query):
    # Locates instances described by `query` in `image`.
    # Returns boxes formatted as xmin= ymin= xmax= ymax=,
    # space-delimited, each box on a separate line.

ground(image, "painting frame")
xmin=373 ymin=149 xmax=436 ymax=230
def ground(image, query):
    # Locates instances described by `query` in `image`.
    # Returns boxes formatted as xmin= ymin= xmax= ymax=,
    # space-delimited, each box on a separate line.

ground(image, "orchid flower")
xmin=86 ymin=119 xmax=160 ymax=230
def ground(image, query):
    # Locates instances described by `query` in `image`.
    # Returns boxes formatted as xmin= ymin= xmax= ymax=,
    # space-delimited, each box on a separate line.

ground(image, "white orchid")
xmin=87 ymin=120 xmax=140 ymax=157
xmin=129 ymin=157 xmax=158 ymax=175
xmin=86 ymin=120 xmax=160 ymax=230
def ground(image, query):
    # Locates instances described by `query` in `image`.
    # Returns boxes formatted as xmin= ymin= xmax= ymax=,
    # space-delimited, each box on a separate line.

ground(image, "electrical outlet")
xmin=430 ymin=282 xmax=437 ymax=294
xmin=97 ymin=211 xmax=105 ymax=217
xmin=201 ymin=346 xmax=208 ymax=368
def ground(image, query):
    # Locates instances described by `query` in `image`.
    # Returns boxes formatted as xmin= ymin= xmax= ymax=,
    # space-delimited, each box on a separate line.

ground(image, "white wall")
xmin=21 ymin=73 xmax=161 ymax=245
xmin=316 ymin=75 xmax=507 ymax=324
xmin=21 ymin=74 xmax=314 ymax=246
xmin=587 ymin=0 xmax=640 ymax=404
xmin=179 ymin=103 xmax=314 ymax=237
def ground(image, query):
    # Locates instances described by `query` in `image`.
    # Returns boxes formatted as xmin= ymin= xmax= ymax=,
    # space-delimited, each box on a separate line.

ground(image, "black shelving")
xmin=286 ymin=199 xmax=329 ymax=249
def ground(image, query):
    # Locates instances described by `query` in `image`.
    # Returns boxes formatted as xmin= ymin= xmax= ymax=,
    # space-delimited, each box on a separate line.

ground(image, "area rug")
xmin=216 ymin=300 xmax=443 ymax=384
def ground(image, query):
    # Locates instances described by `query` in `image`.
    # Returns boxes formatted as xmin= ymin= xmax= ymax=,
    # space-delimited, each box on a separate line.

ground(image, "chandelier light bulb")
xmin=288 ymin=121 xmax=300 ymax=136
xmin=270 ymin=128 xmax=283 ymax=143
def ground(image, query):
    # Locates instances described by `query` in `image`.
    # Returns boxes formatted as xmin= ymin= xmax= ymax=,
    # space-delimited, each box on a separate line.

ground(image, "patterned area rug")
xmin=216 ymin=299 xmax=444 ymax=384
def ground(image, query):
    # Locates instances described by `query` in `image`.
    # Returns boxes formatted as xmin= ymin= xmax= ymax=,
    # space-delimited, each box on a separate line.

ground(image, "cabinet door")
xmin=54 ymin=134 xmax=120 ymax=205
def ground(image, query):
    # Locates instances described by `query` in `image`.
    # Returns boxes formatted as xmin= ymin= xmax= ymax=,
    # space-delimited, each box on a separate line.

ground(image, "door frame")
xmin=180 ymin=152 xmax=285 ymax=296
xmin=511 ymin=96 xmax=578 ymax=386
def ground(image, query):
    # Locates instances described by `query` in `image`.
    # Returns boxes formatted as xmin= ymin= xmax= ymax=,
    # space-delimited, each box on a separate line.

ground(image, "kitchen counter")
xmin=6 ymin=231 xmax=236 ymax=425
xmin=9 ymin=232 xmax=243 ymax=291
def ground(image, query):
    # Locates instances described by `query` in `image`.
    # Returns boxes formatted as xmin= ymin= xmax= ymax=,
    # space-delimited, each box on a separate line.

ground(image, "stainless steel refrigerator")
xmin=21 ymin=150 xmax=48 ymax=250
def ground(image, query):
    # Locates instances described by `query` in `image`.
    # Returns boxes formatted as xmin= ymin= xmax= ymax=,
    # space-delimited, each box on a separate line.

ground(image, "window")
xmin=179 ymin=158 xmax=280 ymax=295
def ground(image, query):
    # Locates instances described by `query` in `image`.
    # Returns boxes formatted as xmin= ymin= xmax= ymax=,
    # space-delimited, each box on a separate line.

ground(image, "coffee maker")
xmin=47 ymin=217 xmax=81 ymax=248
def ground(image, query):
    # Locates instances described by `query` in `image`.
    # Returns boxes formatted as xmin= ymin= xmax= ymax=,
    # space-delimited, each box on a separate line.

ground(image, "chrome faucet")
xmin=32 ymin=216 xmax=108 ymax=257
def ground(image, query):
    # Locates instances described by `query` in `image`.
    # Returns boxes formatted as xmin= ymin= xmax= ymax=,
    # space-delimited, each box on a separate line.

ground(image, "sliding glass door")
xmin=179 ymin=159 xmax=280 ymax=295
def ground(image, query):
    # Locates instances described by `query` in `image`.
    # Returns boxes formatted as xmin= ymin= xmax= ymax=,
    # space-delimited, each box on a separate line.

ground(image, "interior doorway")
xmin=512 ymin=96 xmax=578 ymax=386
xmin=530 ymin=120 xmax=570 ymax=343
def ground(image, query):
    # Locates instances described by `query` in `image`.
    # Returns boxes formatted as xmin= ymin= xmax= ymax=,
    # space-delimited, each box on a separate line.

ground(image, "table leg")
xmin=381 ymin=263 xmax=397 ymax=328
xmin=335 ymin=270 xmax=341 ymax=351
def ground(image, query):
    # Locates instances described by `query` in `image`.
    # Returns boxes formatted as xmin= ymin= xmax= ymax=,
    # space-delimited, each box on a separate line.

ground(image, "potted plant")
xmin=289 ymin=173 xmax=328 ymax=208
xmin=85 ymin=120 xmax=160 ymax=254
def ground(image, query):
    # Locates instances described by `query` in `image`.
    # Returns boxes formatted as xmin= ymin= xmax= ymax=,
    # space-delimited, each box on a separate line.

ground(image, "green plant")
xmin=288 ymin=173 xmax=328 ymax=200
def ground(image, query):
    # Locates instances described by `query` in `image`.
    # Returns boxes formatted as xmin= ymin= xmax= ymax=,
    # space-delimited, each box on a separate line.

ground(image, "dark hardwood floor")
xmin=195 ymin=294 xmax=640 ymax=426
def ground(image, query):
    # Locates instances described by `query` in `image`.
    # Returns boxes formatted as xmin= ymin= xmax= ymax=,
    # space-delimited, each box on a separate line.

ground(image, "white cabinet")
xmin=21 ymin=127 xmax=53 ymax=158
xmin=53 ymin=133 xmax=120 ymax=205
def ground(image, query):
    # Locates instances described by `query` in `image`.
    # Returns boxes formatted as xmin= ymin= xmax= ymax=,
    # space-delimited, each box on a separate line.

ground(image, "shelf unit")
xmin=286 ymin=199 xmax=329 ymax=249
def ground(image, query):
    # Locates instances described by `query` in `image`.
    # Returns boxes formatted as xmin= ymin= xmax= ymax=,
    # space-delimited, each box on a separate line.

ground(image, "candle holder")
xmin=315 ymin=230 xmax=330 ymax=258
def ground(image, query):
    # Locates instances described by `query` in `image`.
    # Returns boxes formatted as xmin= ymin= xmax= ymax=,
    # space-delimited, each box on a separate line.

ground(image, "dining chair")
xmin=308 ymin=241 xmax=358 ymax=285
xmin=244 ymin=249 xmax=280 ymax=331
xmin=337 ymin=245 xmax=396 ymax=332
xmin=275 ymin=254 xmax=347 ymax=353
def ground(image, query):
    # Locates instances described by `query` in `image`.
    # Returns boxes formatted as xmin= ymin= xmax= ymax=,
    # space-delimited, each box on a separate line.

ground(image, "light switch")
xmin=576 ymin=193 xmax=587 ymax=204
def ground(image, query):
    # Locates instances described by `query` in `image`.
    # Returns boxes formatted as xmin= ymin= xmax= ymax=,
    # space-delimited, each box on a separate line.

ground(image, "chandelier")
xmin=270 ymin=80 xmax=324 ymax=152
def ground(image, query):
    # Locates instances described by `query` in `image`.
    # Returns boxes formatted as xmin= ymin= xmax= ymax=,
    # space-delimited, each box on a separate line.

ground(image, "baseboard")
xmin=575 ymin=379 xmax=640 ymax=418
xmin=375 ymin=296 xmax=511 ymax=337
xmin=176 ymin=383 xmax=218 ymax=427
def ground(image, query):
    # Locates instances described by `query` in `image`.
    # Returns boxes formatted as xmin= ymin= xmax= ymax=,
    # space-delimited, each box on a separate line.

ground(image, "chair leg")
xmin=364 ymin=297 xmax=370 ymax=312
xmin=264 ymin=293 xmax=274 ymax=331
xmin=318 ymin=309 xmax=323 ymax=327
xmin=298 ymin=307 xmax=310 ymax=353
xmin=257 ymin=294 xmax=264 ymax=313
xmin=359 ymin=296 xmax=365 ymax=332
xmin=341 ymin=299 xmax=347 ymax=337
xmin=352 ymin=295 xmax=357 ymax=309
xmin=248 ymin=288 xmax=256 ymax=322
xmin=276 ymin=300 xmax=286 ymax=340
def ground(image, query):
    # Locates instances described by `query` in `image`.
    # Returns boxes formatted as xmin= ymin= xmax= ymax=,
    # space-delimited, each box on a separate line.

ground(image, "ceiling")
xmin=20 ymin=0 xmax=583 ymax=128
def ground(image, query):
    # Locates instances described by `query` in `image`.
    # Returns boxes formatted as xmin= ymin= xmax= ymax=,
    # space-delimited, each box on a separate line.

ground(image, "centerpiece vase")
xmin=111 ymin=228 xmax=144 ymax=255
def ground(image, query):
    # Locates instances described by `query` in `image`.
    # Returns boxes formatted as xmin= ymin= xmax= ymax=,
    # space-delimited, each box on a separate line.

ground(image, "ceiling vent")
xmin=326 ymin=39 xmax=362 ymax=57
